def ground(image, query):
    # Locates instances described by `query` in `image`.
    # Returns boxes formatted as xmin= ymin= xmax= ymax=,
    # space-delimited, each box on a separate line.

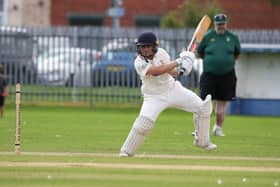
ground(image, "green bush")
xmin=161 ymin=0 xmax=224 ymax=28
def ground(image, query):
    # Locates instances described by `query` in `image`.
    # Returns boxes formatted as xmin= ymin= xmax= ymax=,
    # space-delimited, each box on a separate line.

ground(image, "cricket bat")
xmin=187 ymin=15 xmax=211 ymax=52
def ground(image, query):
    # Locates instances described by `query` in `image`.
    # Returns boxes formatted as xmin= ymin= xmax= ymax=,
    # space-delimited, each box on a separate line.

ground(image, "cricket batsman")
xmin=119 ymin=32 xmax=217 ymax=157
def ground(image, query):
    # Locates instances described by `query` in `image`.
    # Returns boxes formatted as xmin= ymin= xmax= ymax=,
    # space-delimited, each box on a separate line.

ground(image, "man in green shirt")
xmin=197 ymin=13 xmax=241 ymax=136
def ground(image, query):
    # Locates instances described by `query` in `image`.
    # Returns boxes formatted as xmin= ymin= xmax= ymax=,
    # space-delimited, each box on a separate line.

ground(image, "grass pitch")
xmin=0 ymin=104 xmax=279 ymax=187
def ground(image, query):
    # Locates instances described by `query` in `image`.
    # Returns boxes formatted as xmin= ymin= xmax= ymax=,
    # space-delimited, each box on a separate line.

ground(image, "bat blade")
xmin=187 ymin=15 xmax=211 ymax=52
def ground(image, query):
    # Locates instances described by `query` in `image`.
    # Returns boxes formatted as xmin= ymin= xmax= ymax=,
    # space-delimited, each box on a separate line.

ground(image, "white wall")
xmin=236 ymin=52 xmax=280 ymax=99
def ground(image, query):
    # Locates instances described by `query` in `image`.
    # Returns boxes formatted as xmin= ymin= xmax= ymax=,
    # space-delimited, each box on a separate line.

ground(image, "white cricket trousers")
xmin=139 ymin=81 xmax=204 ymax=122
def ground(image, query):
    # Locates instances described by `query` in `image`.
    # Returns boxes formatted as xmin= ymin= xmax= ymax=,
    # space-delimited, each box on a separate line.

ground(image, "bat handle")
xmin=190 ymin=43 xmax=198 ymax=52
xmin=187 ymin=42 xmax=198 ymax=52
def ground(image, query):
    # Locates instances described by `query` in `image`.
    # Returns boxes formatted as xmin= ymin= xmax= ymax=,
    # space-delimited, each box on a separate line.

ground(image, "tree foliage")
xmin=161 ymin=0 xmax=224 ymax=28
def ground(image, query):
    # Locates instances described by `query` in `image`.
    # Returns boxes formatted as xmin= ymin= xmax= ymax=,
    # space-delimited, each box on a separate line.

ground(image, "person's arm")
xmin=197 ymin=39 xmax=205 ymax=59
xmin=168 ymin=66 xmax=179 ymax=77
xmin=146 ymin=51 xmax=195 ymax=77
xmin=234 ymin=42 xmax=241 ymax=60
xmin=234 ymin=33 xmax=241 ymax=60
xmin=197 ymin=31 xmax=210 ymax=59
xmin=146 ymin=61 xmax=178 ymax=76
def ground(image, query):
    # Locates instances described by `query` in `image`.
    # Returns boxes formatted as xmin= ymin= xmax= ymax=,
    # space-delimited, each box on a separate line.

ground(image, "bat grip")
xmin=190 ymin=43 xmax=198 ymax=52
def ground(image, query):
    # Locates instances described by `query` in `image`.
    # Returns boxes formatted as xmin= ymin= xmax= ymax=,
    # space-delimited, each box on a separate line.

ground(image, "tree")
xmin=161 ymin=0 xmax=224 ymax=28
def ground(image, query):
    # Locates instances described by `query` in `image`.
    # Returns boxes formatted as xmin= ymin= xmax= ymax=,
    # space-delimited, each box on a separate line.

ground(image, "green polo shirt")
xmin=197 ymin=29 xmax=241 ymax=75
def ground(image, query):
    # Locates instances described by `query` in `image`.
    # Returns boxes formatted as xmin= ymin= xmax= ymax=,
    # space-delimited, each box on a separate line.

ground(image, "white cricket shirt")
xmin=134 ymin=48 xmax=176 ymax=95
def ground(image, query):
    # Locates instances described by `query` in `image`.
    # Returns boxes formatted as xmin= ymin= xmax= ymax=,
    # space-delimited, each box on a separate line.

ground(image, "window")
xmin=135 ymin=15 xmax=161 ymax=27
xmin=68 ymin=13 xmax=104 ymax=26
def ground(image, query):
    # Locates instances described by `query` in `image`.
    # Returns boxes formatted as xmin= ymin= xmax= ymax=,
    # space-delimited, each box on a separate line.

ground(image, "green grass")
xmin=0 ymin=104 xmax=279 ymax=187
xmin=0 ymin=166 xmax=279 ymax=187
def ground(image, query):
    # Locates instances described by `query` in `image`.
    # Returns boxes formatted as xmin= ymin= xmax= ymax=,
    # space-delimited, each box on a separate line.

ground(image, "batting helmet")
xmin=136 ymin=32 xmax=159 ymax=55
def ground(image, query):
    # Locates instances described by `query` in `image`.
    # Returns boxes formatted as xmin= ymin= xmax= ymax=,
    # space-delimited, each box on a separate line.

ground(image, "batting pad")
xmin=120 ymin=116 xmax=154 ymax=156
xmin=193 ymin=95 xmax=212 ymax=147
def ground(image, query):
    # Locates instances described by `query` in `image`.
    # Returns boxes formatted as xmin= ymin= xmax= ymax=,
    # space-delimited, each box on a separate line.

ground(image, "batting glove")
xmin=176 ymin=51 xmax=195 ymax=76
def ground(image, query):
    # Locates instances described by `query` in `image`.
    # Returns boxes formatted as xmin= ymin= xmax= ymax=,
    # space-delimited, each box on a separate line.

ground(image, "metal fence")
xmin=1 ymin=26 xmax=280 ymax=106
